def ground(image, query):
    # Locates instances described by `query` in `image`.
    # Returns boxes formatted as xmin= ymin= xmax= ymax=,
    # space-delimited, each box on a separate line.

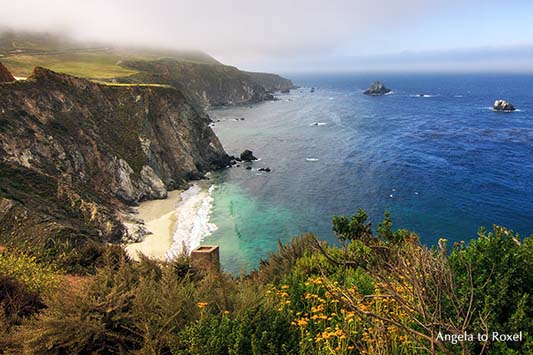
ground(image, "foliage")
xmin=449 ymin=226 xmax=533 ymax=354
xmin=0 ymin=249 xmax=58 ymax=295
xmin=1 ymin=212 xmax=531 ymax=355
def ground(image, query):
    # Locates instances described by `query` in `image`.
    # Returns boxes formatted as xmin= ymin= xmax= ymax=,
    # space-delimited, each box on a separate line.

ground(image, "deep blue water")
xmin=204 ymin=73 xmax=533 ymax=273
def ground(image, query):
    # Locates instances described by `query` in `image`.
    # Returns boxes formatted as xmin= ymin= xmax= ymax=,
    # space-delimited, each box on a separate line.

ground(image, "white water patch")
xmin=410 ymin=94 xmax=437 ymax=98
xmin=165 ymin=184 xmax=218 ymax=259
xmin=485 ymin=107 xmax=522 ymax=112
xmin=309 ymin=122 xmax=327 ymax=126
xmin=306 ymin=158 xmax=320 ymax=162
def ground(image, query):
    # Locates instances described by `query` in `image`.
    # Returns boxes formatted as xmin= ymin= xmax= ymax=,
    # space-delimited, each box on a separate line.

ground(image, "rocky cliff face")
xmin=244 ymin=71 xmax=296 ymax=92
xmin=0 ymin=62 xmax=15 ymax=83
xmin=0 ymin=66 xmax=229 ymax=249
xmin=117 ymin=59 xmax=294 ymax=108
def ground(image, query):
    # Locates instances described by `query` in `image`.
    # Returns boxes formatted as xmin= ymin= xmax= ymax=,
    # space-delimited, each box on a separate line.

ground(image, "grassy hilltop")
xmin=0 ymin=31 xmax=294 ymax=108
xmin=0 ymin=31 xmax=219 ymax=79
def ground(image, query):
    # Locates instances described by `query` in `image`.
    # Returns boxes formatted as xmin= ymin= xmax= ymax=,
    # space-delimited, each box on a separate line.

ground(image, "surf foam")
xmin=165 ymin=184 xmax=218 ymax=259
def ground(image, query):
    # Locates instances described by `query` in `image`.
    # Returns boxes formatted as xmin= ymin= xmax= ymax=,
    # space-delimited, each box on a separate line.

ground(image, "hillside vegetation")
xmin=0 ymin=31 xmax=295 ymax=108
xmin=0 ymin=211 xmax=531 ymax=355
xmin=0 ymin=31 xmax=220 ymax=79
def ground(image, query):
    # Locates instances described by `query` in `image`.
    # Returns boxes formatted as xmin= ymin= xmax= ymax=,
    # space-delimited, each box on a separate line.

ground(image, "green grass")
xmin=1 ymin=52 xmax=140 ymax=79
xmin=95 ymin=81 xmax=173 ymax=88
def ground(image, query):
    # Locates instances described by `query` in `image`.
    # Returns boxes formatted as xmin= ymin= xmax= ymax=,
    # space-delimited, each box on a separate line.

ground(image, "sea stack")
xmin=363 ymin=81 xmax=392 ymax=95
xmin=0 ymin=62 xmax=15 ymax=83
xmin=493 ymin=99 xmax=516 ymax=112
xmin=240 ymin=149 xmax=257 ymax=162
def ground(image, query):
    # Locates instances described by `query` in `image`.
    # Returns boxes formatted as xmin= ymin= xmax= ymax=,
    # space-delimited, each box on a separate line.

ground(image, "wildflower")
xmin=297 ymin=318 xmax=309 ymax=327
xmin=197 ymin=302 xmax=208 ymax=309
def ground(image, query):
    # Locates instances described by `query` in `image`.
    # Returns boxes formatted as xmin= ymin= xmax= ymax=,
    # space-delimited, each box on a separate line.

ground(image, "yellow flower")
xmin=197 ymin=302 xmax=208 ymax=309
xmin=297 ymin=318 xmax=309 ymax=327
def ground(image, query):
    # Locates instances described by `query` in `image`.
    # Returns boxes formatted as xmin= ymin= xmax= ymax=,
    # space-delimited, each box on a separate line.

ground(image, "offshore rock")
xmin=493 ymin=99 xmax=516 ymax=112
xmin=240 ymin=149 xmax=257 ymax=162
xmin=363 ymin=81 xmax=392 ymax=95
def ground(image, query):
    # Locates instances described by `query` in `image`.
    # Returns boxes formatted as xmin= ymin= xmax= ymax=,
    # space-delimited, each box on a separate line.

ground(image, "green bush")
xmin=450 ymin=226 xmax=533 ymax=354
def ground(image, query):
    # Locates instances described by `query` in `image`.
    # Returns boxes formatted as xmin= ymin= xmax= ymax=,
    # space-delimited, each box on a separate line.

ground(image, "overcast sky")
xmin=2 ymin=0 xmax=533 ymax=72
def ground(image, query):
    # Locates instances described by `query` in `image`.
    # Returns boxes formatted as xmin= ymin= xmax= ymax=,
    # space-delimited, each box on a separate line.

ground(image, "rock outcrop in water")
xmin=493 ymin=99 xmax=516 ymax=112
xmin=240 ymin=150 xmax=257 ymax=162
xmin=0 ymin=67 xmax=230 ymax=250
xmin=363 ymin=81 xmax=392 ymax=95
xmin=0 ymin=62 xmax=15 ymax=83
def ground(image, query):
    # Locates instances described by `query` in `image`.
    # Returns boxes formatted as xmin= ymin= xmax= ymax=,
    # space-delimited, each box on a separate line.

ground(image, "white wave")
xmin=309 ymin=122 xmax=327 ymax=126
xmin=454 ymin=95 xmax=464 ymax=98
xmin=384 ymin=91 xmax=395 ymax=95
xmin=489 ymin=108 xmax=522 ymax=112
xmin=410 ymin=94 xmax=437 ymax=98
xmin=306 ymin=158 xmax=320 ymax=162
xmin=165 ymin=184 xmax=218 ymax=259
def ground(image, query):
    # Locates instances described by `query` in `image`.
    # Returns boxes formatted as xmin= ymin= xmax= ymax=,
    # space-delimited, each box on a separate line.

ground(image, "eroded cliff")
xmin=117 ymin=59 xmax=295 ymax=108
xmin=0 ymin=66 xmax=229 ymax=251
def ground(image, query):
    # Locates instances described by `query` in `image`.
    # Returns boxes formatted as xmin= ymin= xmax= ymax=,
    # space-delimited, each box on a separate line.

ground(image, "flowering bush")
xmin=0 ymin=249 xmax=58 ymax=294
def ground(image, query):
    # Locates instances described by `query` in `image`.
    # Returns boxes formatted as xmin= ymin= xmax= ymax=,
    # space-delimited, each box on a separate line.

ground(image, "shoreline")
xmin=125 ymin=189 xmax=182 ymax=261
xmin=125 ymin=182 xmax=217 ymax=261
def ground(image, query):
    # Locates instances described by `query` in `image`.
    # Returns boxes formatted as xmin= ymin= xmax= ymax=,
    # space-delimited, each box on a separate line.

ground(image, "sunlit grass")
xmin=1 ymin=52 xmax=140 ymax=79
xmin=94 ymin=80 xmax=173 ymax=89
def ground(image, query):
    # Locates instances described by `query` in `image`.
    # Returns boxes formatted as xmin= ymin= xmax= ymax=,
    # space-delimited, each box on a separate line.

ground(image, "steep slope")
xmin=244 ymin=71 xmax=296 ymax=92
xmin=0 ymin=65 xmax=229 ymax=251
xmin=0 ymin=62 xmax=15 ymax=82
xmin=118 ymin=58 xmax=276 ymax=108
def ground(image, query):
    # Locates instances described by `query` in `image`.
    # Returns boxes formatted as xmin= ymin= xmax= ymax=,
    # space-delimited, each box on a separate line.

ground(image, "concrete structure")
xmin=190 ymin=245 xmax=220 ymax=272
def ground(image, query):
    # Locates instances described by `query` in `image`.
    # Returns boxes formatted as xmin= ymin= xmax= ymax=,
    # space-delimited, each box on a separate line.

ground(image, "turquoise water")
xmin=204 ymin=73 xmax=533 ymax=274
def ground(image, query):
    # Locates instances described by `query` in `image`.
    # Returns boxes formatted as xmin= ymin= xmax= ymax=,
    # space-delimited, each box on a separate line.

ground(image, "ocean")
xmin=201 ymin=73 xmax=533 ymax=274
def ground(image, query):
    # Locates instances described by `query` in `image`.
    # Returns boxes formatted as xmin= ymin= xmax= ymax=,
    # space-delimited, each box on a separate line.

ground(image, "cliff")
xmin=117 ymin=59 xmax=294 ymax=108
xmin=244 ymin=71 xmax=296 ymax=92
xmin=0 ymin=66 xmax=229 ymax=250
xmin=0 ymin=62 xmax=15 ymax=83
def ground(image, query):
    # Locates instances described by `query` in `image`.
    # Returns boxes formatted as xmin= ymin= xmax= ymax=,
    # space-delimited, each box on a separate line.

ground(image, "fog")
xmin=1 ymin=0 xmax=532 ymax=72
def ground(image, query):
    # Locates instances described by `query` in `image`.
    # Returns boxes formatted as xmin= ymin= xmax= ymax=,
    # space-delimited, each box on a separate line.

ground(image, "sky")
xmin=2 ymin=0 xmax=533 ymax=72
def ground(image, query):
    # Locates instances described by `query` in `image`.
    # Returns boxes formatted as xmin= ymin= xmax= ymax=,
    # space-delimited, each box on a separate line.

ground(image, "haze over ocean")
xmin=204 ymin=73 xmax=533 ymax=273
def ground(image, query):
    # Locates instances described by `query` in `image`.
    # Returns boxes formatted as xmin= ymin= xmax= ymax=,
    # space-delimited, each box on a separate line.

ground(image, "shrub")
xmin=0 ymin=249 xmax=58 ymax=295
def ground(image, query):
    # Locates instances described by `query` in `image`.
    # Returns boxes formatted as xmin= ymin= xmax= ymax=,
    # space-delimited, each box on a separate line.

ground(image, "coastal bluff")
xmin=0 ymin=65 xmax=230 ymax=251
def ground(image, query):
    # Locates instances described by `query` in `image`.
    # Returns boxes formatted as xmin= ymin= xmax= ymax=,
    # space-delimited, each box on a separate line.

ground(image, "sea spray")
xmin=165 ymin=184 xmax=218 ymax=260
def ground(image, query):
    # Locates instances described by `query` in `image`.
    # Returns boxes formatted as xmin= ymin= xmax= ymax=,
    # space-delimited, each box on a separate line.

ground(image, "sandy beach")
xmin=125 ymin=183 xmax=217 ymax=261
xmin=125 ymin=189 xmax=182 ymax=261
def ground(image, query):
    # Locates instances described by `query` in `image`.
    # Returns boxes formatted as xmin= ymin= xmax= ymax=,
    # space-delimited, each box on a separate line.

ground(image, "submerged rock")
xmin=258 ymin=167 xmax=272 ymax=172
xmin=493 ymin=99 xmax=516 ymax=112
xmin=363 ymin=81 xmax=392 ymax=95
